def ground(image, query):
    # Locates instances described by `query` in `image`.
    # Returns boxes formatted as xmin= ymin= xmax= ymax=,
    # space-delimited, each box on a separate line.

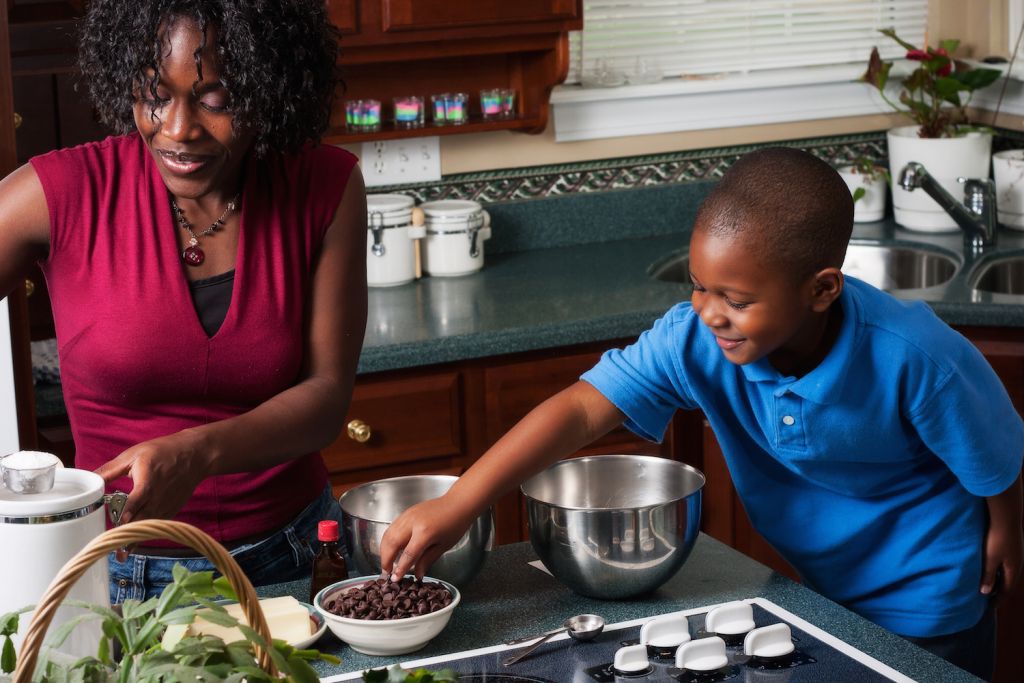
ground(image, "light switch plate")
xmin=361 ymin=137 xmax=441 ymax=187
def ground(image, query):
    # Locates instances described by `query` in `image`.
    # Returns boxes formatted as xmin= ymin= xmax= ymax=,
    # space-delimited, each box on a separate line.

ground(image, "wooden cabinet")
xmin=319 ymin=341 xmax=692 ymax=546
xmin=323 ymin=0 xmax=582 ymax=142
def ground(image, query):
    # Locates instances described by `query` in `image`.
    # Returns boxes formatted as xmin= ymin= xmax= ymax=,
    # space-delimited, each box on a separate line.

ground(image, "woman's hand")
xmin=94 ymin=430 xmax=210 ymax=524
xmin=380 ymin=495 xmax=477 ymax=581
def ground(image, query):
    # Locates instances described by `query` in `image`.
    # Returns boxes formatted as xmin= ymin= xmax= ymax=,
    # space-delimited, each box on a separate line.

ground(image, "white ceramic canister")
xmin=366 ymin=194 xmax=426 ymax=287
xmin=837 ymin=165 xmax=887 ymax=223
xmin=993 ymin=149 xmax=1024 ymax=230
xmin=0 ymin=468 xmax=110 ymax=659
xmin=420 ymin=200 xmax=492 ymax=277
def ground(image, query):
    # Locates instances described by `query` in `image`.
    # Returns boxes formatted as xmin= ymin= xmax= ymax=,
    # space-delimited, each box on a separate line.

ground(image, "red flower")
xmin=931 ymin=47 xmax=952 ymax=76
xmin=906 ymin=49 xmax=929 ymax=60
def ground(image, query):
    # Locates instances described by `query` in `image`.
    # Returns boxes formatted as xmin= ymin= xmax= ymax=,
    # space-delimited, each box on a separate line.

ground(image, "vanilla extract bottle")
xmin=310 ymin=520 xmax=349 ymax=603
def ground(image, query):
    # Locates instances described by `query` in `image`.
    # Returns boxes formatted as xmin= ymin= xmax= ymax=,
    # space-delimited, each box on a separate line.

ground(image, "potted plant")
xmin=836 ymin=157 xmax=889 ymax=223
xmin=861 ymin=29 xmax=1002 ymax=231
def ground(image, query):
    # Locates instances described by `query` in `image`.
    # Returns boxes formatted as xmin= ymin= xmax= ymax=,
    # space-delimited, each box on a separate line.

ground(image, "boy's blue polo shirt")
xmin=582 ymin=276 xmax=1023 ymax=637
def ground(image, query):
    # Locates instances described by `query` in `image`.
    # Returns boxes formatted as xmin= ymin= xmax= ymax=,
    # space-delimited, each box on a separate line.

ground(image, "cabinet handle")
xmin=13 ymin=112 xmax=22 ymax=130
xmin=24 ymin=279 xmax=34 ymax=297
xmin=347 ymin=419 xmax=372 ymax=443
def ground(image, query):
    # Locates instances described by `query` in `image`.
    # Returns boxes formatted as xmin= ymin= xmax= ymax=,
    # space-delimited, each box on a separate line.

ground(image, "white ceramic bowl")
xmin=313 ymin=576 xmax=460 ymax=656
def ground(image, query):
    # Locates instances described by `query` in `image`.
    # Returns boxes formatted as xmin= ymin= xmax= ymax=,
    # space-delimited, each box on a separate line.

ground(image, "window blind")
xmin=567 ymin=0 xmax=928 ymax=85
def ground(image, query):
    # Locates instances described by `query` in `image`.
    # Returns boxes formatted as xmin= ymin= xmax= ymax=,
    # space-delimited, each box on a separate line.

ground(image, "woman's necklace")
xmin=170 ymin=195 xmax=240 ymax=266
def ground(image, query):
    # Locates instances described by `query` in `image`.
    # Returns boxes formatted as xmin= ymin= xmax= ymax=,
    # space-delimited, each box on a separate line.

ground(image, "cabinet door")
xmin=322 ymin=371 xmax=466 ymax=495
xmin=326 ymin=0 xmax=359 ymax=35
xmin=484 ymin=350 xmax=672 ymax=544
xmin=381 ymin=0 xmax=579 ymax=33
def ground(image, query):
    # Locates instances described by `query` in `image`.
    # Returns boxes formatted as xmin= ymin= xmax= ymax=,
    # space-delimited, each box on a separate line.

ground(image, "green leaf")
xmin=879 ymin=27 xmax=918 ymax=52
xmin=45 ymin=613 xmax=101 ymax=650
xmin=940 ymin=38 xmax=960 ymax=54
xmin=361 ymin=667 xmax=389 ymax=682
xmin=852 ymin=187 xmax=866 ymax=203
xmin=160 ymin=606 xmax=198 ymax=626
xmin=0 ymin=607 xmax=32 ymax=637
xmin=285 ymin=655 xmax=320 ymax=683
xmin=2 ymin=636 xmax=16 ymax=674
xmin=950 ymin=68 xmax=1002 ymax=91
xmin=934 ymin=77 xmax=968 ymax=106
xmin=212 ymin=577 xmax=238 ymax=601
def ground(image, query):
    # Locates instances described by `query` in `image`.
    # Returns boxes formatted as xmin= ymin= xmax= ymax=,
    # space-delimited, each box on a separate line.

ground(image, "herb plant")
xmin=861 ymin=29 xmax=1002 ymax=138
xmin=1 ymin=565 xmax=339 ymax=682
xmin=362 ymin=665 xmax=457 ymax=683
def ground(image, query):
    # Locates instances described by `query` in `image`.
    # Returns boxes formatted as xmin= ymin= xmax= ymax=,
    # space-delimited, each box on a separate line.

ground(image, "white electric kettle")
xmin=0 ymin=462 xmax=111 ymax=658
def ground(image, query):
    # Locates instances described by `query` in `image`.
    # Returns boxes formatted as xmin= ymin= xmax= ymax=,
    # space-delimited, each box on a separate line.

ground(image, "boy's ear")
xmin=809 ymin=267 xmax=843 ymax=312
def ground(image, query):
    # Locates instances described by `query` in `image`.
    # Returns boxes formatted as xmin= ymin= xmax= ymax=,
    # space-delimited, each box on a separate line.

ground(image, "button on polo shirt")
xmin=582 ymin=277 xmax=1023 ymax=638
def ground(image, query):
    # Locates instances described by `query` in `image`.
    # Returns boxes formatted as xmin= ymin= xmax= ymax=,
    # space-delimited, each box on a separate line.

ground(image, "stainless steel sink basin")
xmin=971 ymin=256 xmax=1024 ymax=295
xmin=649 ymin=242 xmax=959 ymax=291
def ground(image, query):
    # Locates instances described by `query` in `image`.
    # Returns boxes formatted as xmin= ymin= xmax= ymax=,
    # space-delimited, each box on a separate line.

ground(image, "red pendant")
xmin=182 ymin=245 xmax=205 ymax=266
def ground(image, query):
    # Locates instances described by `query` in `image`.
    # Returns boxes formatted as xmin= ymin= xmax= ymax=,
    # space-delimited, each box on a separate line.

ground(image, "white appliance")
xmin=0 ymin=298 xmax=20 ymax=456
xmin=0 ymin=468 xmax=110 ymax=659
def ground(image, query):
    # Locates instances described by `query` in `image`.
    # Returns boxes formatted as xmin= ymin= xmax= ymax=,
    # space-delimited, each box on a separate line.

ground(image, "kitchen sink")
xmin=649 ymin=242 xmax=960 ymax=292
xmin=970 ymin=256 xmax=1024 ymax=296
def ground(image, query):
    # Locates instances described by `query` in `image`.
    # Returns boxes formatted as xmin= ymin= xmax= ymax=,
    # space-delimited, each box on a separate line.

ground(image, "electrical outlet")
xmin=361 ymin=137 xmax=441 ymax=187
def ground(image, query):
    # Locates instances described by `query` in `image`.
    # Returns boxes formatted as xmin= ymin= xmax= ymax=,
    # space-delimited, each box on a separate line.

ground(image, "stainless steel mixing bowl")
xmin=522 ymin=455 xmax=705 ymax=599
xmin=339 ymin=475 xmax=494 ymax=587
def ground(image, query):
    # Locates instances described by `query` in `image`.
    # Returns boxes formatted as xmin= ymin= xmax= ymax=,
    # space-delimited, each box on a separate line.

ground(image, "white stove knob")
xmin=613 ymin=643 xmax=650 ymax=674
xmin=743 ymin=623 xmax=795 ymax=658
xmin=705 ymin=601 xmax=755 ymax=636
xmin=675 ymin=636 xmax=729 ymax=672
xmin=640 ymin=613 xmax=691 ymax=649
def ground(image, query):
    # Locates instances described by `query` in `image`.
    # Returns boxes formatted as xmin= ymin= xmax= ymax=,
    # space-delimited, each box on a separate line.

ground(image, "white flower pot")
xmin=993 ymin=149 xmax=1024 ymax=230
xmin=837 ymin=165 xmax=887 ymax=222
xmin=886 ymin=126 xmax=993 ymax=232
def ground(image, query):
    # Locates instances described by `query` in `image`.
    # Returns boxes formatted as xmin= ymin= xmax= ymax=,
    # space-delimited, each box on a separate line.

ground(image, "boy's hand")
xmin=981 ymin=472 xmax=1023 ymax=601
xmin=380 ymin=495 xmax=477 ymax=581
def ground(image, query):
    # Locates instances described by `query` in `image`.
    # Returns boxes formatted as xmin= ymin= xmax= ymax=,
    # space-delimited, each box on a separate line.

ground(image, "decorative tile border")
xmin=371 ymin=131 xmax=890 ymax=204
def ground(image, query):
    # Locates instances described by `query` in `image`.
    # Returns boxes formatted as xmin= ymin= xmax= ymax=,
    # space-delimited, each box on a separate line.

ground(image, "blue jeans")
xmin=108 ymin=485 xmax=345 ymax=604
xmin=904 ymin=600 xmax=996 ymax=682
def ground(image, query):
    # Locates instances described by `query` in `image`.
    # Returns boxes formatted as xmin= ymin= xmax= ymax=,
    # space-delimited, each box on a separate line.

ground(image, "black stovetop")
xmin=330 ymin=599 xmax=912 ymax=683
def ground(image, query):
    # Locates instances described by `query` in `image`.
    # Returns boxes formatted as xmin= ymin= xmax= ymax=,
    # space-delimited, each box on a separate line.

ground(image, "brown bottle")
xmin=310 ymin=520 xmax=349 ymax=603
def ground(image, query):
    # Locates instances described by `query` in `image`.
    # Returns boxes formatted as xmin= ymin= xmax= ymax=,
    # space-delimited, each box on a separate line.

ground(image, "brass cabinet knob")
xmin=13 ymin=112 xmax=22 ymax=130
xmin=24 ymin=279 xmax=34 ymax=297
xmin=347 ymin=419 xmax=372 ymax=443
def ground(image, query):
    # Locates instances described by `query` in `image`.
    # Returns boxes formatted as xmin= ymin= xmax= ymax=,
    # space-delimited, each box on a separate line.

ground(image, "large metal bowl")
xmin=338 ymin=475 xmax=494 ymax=587
xmin=522 ymin=455 xmax=704 ymax=599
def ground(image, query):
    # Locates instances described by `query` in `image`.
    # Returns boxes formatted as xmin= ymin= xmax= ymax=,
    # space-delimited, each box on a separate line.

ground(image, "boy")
xmin=380 ymin=148 xmax=1023 ymax=680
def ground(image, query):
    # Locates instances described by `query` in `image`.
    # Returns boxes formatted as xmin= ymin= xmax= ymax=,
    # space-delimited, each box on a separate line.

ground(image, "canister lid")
xmin=368 ymin=193 xmax=415 ymax=228
xmin=0 ymin=468 xmax=104 ymax=517
xmin=420 ymin=199 xmax=482 ymax=221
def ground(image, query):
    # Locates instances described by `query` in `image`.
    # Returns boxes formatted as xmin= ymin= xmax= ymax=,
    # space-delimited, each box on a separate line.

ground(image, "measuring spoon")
xmin=502 ymin=614 xmax=605 ymax=666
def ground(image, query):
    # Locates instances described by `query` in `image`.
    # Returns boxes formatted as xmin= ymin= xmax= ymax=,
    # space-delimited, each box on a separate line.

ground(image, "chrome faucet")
xmin=898 ymin=162 xmax=997 ymax=258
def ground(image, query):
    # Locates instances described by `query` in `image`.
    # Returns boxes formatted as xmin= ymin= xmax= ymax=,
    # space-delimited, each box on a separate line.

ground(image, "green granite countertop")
xmin=259 ymin=535 xmax=978 ymax=681
xmin=358 ymin=219 xmax=1024 ymax=375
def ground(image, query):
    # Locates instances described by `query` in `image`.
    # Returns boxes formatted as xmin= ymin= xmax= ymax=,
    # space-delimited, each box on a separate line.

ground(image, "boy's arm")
xmin=982 ymin=470 xmax=1023 ymax=599
xmin=380 ymin=380 xmax=625 ymax=580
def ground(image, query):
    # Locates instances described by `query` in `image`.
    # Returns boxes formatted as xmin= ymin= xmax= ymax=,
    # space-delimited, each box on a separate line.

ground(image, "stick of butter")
xmin=162 ymin=595 xmax=312 ymax=650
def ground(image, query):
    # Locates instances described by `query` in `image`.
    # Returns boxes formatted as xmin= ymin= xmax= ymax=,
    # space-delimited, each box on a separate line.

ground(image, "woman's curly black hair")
xmin=78 ymin=0 xmax=342 ymax=157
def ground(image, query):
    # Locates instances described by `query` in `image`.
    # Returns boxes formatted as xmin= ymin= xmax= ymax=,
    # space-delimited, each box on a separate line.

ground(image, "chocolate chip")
xmin=324 ymin=579 xmax=454 ymax=621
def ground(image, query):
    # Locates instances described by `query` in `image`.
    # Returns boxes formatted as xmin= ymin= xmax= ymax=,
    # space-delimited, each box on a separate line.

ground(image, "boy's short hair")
xmin=694 ymin=147 xmax=854 ymax=281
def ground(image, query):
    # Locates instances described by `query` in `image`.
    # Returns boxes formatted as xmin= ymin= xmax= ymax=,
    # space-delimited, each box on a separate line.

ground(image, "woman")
xmin=0 ymin=0 xmax=367 ymax=602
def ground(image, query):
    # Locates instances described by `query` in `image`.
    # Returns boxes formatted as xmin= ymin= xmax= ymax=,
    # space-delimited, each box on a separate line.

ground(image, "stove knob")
xmin=705 ymin=601 xmax=755 ymax=637
xmin=613 ymin=643 xmax=650 ymax=675
xmin=640 ymin=613 xmax=691 ymax=649
xmin=743 ymin=623 xmax=795 ymax=659
xmin=675 ymin=635 xmax=729 ymax=672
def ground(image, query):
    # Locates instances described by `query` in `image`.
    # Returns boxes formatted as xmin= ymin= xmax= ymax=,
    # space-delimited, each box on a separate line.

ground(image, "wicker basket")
xmin=13 ymin=519 xmax=277 ymax=682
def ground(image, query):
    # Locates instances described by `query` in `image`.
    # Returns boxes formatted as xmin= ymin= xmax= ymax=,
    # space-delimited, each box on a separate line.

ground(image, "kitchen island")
xmin=260 ymin=534 xmax=980 ymax=682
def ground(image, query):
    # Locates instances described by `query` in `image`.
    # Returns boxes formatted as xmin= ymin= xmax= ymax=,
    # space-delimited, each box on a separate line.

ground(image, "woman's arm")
xmin=0 ymin=164 xmax=52 ymax=296
xmin=981 ymin=469 xmax=1023 ymax=600
xmin=97 ymin=168 xmax=369 ymax=523
xmin=380 ymin=380 xmax=626 ymax=579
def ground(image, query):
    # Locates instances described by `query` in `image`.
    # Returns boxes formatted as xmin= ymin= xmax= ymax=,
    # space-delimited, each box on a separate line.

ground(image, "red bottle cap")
xmin=317 ymin=520 xmax=340 ymax=542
